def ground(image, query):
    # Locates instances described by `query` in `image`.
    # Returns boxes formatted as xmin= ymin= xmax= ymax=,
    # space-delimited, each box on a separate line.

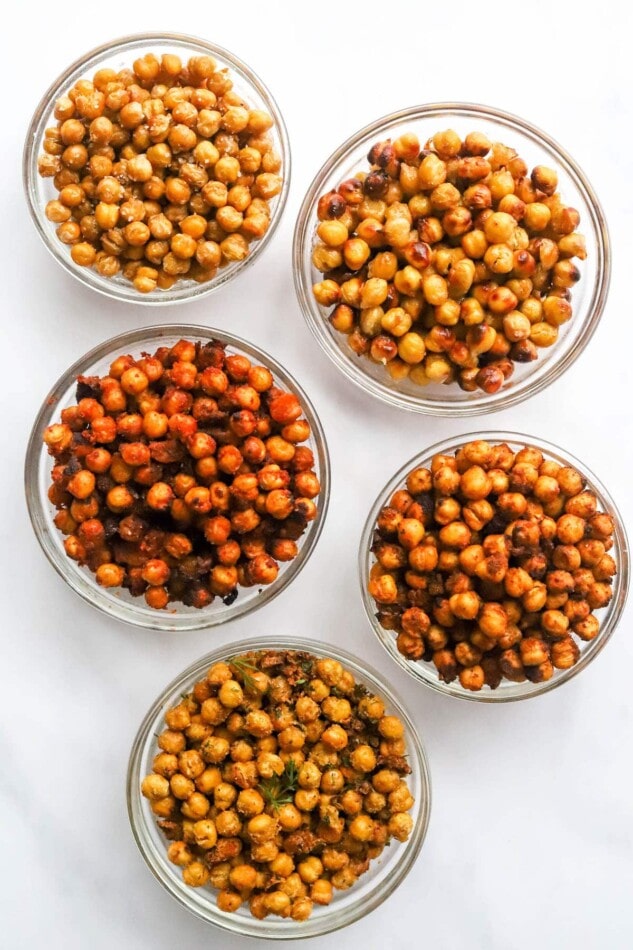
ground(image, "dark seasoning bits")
xmin=37 ymin=51 xmax=282 ymax=294
xmin=368 ymin=440 xmax=617 ymax=691
xmin=43 ymin=339 xmax=321 ymax=610
xmin=141 ymin=649 xmax=415 ymax=921
xmin=312 ymin=129 xmax=585 ymax=393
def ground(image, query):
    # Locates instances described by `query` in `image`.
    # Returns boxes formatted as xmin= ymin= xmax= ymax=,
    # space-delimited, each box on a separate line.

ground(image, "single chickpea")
xmin=141 ymin=774 xmax=170 ymax=801
xmin=214 ymin=782 xmax=237 ymax=810
xmin=218 ymin=680 xmax=244 ymax=709
xmin=310 ymin=879 xmax=333 ymax=906
xmin=277 ymin=804 xmax=303 ymax=831
xmin=182 ymin=861 xmax=210 ymax=888
xmin=236 ymin=789 xmax=265 ymax=817
xmin=388 ymin=812 xmax=414 ymax=842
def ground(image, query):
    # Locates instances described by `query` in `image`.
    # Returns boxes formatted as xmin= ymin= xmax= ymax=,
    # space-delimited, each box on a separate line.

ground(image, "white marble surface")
xmin=4 ymin=3 xmax=633 ymax=948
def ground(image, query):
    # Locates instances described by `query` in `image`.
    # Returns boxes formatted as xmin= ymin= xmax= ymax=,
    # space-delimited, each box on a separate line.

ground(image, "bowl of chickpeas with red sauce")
xmin=127 ymin=637 xmax=431 ymax=937
xmin=24 ymin=33 xmax=289 ymax=303
xmin=294 ymin=103 xmax=610 ymax=415
xmin=360 ymin=432 xmax=629 ymax=701
xmin=25 ymin=325 xmax=329 ymax=630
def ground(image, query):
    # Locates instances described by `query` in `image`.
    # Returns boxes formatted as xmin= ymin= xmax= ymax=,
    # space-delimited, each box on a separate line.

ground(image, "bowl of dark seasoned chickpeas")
xmin=24 ymin=33 xmax=289 ymax=303
xmin=127 ymin=637 xmax=431 ymax=937
xmin=294 ymin=104 xmax=609 ymax=415
xmin=359 ymin=432 xmax=629 ymax=701
xmin=25 ymin=325 xmax=329 ymax=630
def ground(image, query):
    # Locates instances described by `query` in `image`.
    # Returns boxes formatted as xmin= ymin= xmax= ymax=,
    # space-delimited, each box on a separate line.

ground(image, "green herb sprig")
xmin=229 ymin=655 xmax=261 ymax=692
xmin=258 ymin=759 xmax=299 ymax=811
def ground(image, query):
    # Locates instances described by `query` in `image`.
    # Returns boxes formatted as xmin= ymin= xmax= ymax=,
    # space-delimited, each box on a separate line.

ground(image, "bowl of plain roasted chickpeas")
xmin=360 ymin=433 xmax=629 ymax=701
xmin=127 ymin=637 xmax=431 ymax=938
xmin=25 ymin=325 xmax=329 ymax=630
xmin=24 ymin=33 xmax=289 ymax=303
xmin=294 ymin=103 xmax=610 ymax=414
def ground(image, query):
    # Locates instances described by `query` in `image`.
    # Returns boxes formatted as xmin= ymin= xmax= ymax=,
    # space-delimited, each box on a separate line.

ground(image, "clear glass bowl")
xmin=127 ymin=635 xmax=431 ymax=938
xmin=24 ymin=325 xmax=329 ymax=631
xmin=23 ymin=32 xmax=290 ymax=305
xmin=294 ymin=103 xmax=610 ymax=415
xmin=359 ymin=431 xmax=629 ymax=701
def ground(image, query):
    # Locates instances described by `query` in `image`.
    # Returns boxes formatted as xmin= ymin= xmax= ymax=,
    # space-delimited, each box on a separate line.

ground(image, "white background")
xmin=3 ymin=3 xmax=632 ymax=948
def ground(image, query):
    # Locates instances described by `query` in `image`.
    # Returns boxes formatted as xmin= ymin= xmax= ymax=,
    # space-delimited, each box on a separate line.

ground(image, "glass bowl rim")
xmin=23 ymin=31 xmax=291 ymax=307
xmin=126 ymin=634 xmax=432 ymax=939
xmin=358 ymin=428 xmax=629 ymax=702
xmin=293 ymin=101 xmax=611 ymax=416
xmin=24 ymin=323 xmax=330 ymax=631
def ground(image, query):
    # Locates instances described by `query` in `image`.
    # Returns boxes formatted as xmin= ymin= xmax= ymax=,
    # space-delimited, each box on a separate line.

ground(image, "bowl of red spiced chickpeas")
xmin=25 ymin=326 xmax=329 ymax=630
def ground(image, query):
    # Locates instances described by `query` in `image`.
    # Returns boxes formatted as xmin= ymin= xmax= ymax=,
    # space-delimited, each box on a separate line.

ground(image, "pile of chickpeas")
xmin=38 ymin=52 xmax=282 ymax=293
xmin=368 ymin=440 xmax=616 ymax=691
xmin=312 ymin=130 xmax=585 ymax=393
xmin=43 ymin=339 xmax=320 ymax=610
xmin=141 ymin=650 xmax=415 ymax=920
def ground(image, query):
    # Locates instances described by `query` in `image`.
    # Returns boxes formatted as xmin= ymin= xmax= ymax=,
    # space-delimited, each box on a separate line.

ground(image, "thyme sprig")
xmin=258 ymin=759 xmax=299 ymax=811
xmin=229 ymin=654 xmax=261 ymax=692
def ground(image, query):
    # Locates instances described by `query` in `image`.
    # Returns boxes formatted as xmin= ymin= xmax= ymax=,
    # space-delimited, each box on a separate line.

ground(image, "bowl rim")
xmin=293 ymin=101 xmax=611 ymax=416
xmin=24 ymin=324 xmax=330 ymax=631
xmin=358 ymin=428 xmax=630 ymax=702
xmin=126 ymin=634 xmax=432 ymax=939
xmin=23 ymin=31 xmax=291 ymax=306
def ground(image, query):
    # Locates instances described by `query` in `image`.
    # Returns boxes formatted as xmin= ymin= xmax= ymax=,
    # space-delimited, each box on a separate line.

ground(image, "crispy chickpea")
xmin=277 ymin=804 xmax=302 ymax=831
xmin=141 ymin=774 xmax=170 ymax=801
xmin=158 ymin=730 xmax=186 ymax=754
xmin=236 ymin=789 xmax=265 ymax=817
xmin=218 ymin=680 xmax=244 ymax=709
xmin=182 ymin=861 xmax=210 ymax=888
xmin=229 ymin=864 xmax=258 ymax=893
xmin=167 ymin=841 xmax=193 ymax=867
xmin=214 ymin=782 xmax=237 ymax=811
xmin=181 ymin=792 xmax=210 ymax=820
xmin=388 ymin=813 xmax=414 ymax=842
xmin=310 ymin=880 xmax=333 ymax=906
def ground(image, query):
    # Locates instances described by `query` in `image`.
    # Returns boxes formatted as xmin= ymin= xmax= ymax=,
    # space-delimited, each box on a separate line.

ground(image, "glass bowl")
xmin=24 ymin=325 xmax=329 ymax=631
xmin=127 ymin=635 xmax=431 ymax=938
xmin=23 ymin=32 xmax=290 ymax=305
xmin=294 ymin=103 xmax=610 ymax=415
xmin=359 ymin=431 xmax=629 ymax=701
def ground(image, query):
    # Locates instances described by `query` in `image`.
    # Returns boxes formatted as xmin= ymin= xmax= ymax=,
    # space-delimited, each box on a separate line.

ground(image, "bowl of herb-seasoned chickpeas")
xmin=127 ymin=637 xmax=431 ymax=938
xmin=24 ymin=33 xmax=289 ymax=303
xmin=294 ymin=103 xmax=609 ymax=415
xmin=360 ymin=432 xmax=629 ymax=701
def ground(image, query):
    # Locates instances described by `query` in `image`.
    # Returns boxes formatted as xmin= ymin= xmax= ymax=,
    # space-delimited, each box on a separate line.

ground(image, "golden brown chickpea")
xmin=321 ymin=696 xmax=352 ymax=724
xmin=236 ymin=788 xmax=265 ymax=817
xmin=556 ymin=514 xmax=586 ymax=544
xmin=181 ymin=792 xmax=211 ymax=820
xmin=277 ymin=803 xmax=303 ymax=831
xmin=297 ymin=761 xmax=322 ymax=789
xmin=182 ymin=861 xmax=210 ymax=888
xmin=218 ymin=680 xmax=244 ymax=709
xmin=388 ymin=812 xmax=414 ymax=841
xmin=167 ymin=841 xmax=193 ymax=867
xmin=141 ymin=774 xmax=170 ymax=801
xmin=308 ymin=879 xmax=332 ymax=906
xmin=178 ymin=749 xmax=205 ymax=780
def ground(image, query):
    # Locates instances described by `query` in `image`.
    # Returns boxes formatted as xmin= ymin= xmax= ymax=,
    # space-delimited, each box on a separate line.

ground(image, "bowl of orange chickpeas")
xmin=359 ymin=432 xmax=629 ymax=701
xmin=127 ymin=637 xmax=431 ymax=938
xmin=23 ymin=33 xmax=289 ymax=303
xmin=294 ymin=103 xmax=610 ymax=415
